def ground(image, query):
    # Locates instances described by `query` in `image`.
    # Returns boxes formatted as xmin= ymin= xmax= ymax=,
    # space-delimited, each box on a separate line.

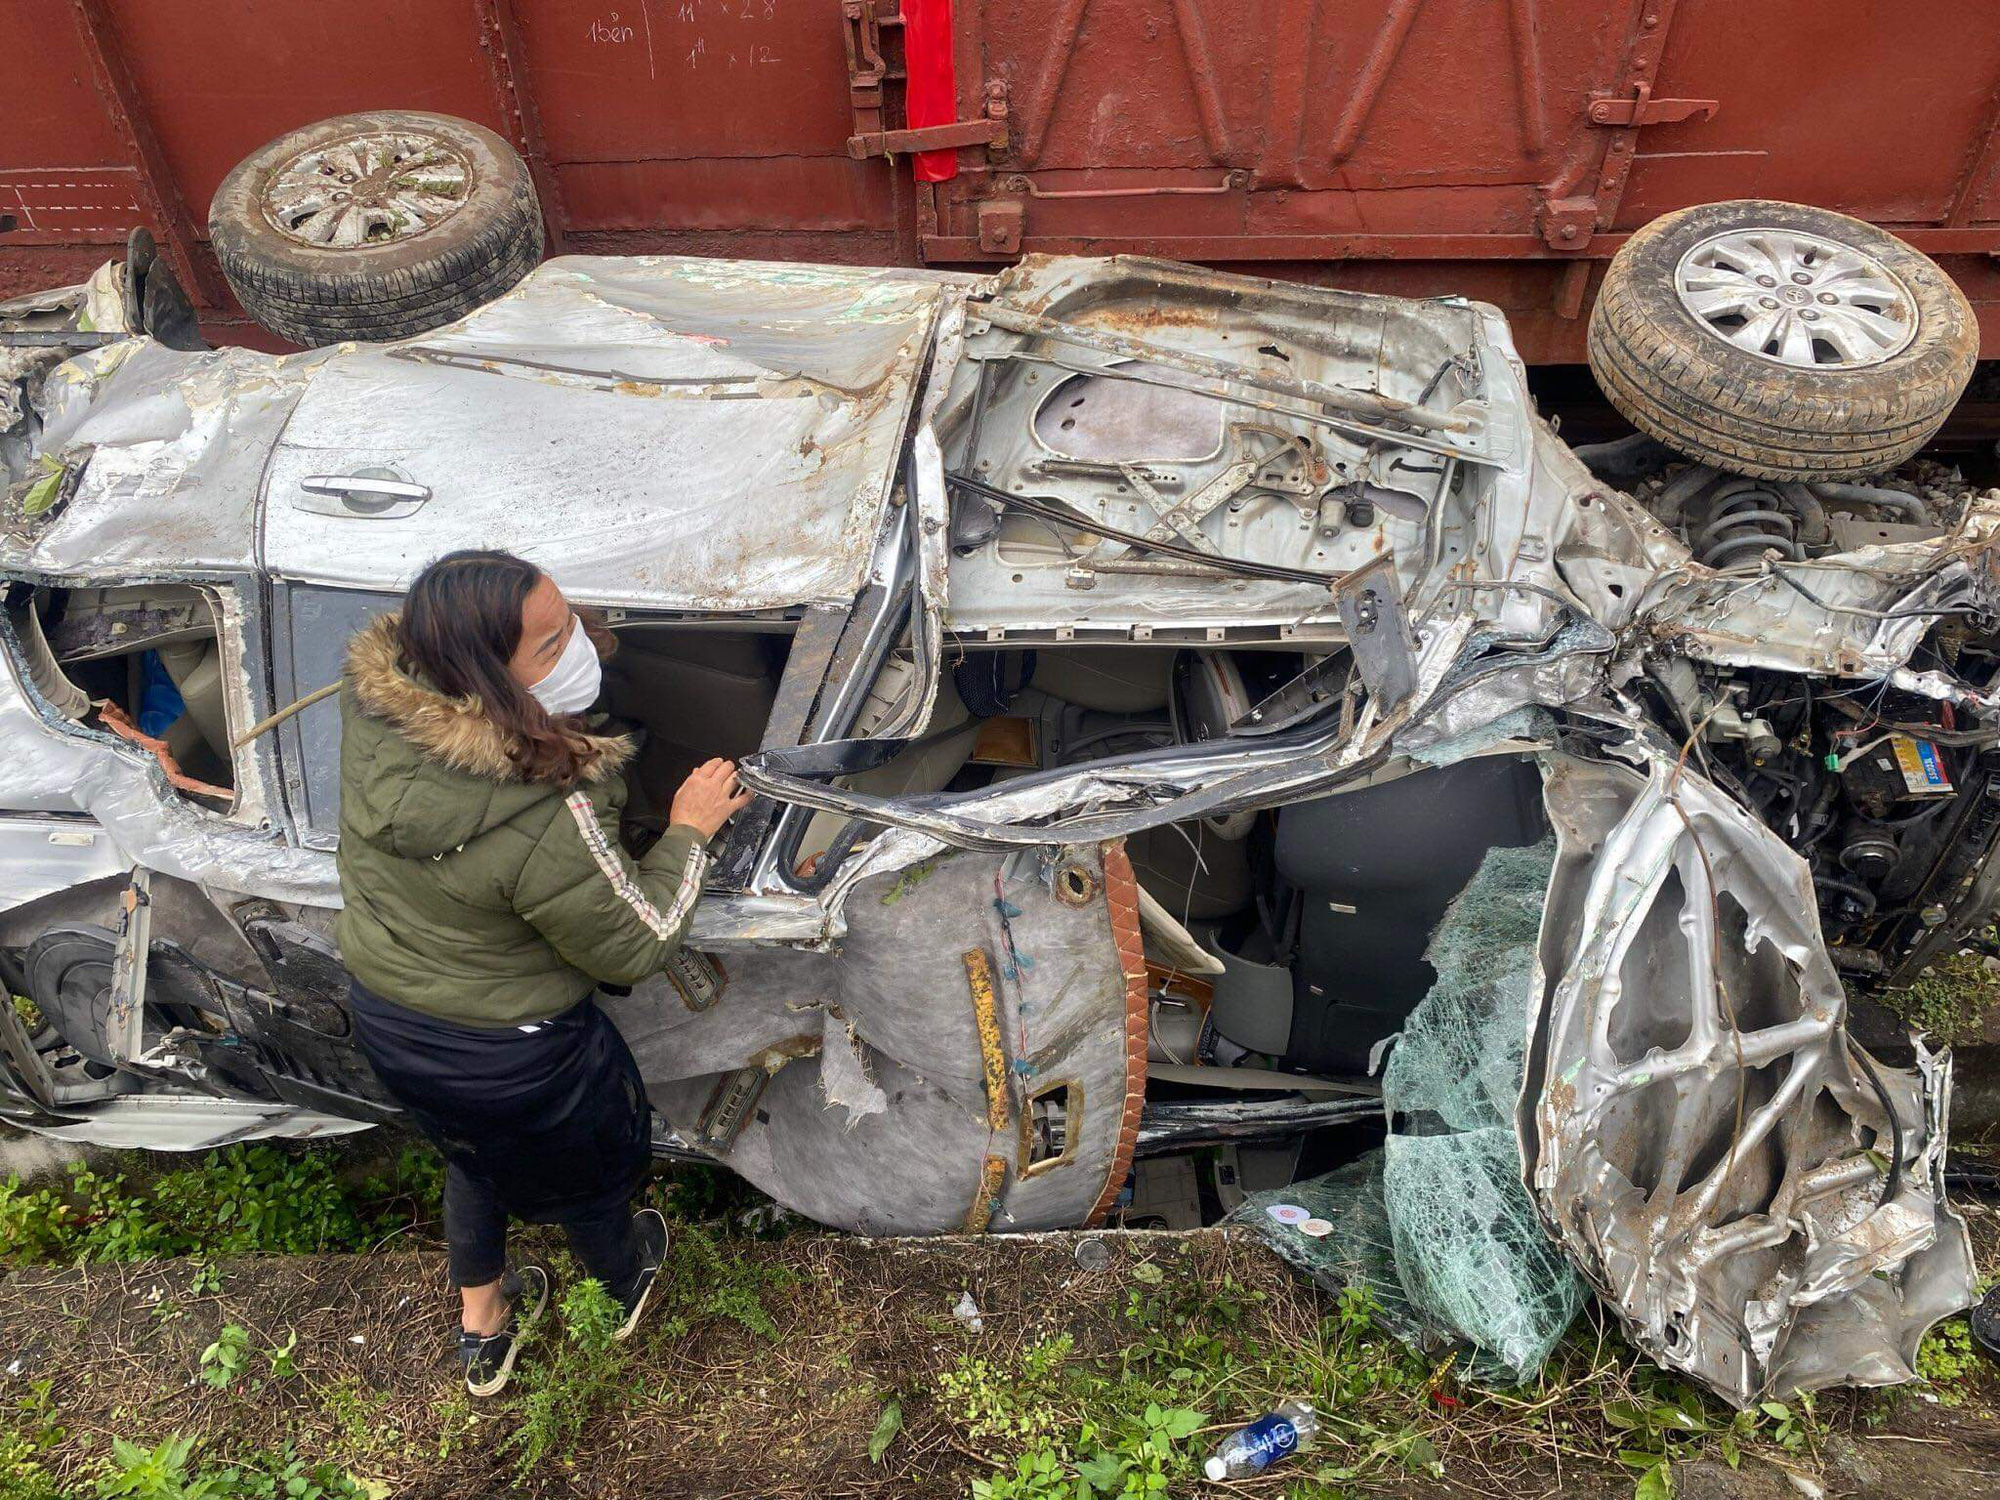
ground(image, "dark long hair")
xmin=397 ymin=549 xmax=613 ymax=785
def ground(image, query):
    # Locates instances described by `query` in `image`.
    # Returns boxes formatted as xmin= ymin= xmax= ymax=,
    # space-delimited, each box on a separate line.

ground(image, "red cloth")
xmin=903 ymin=0 xmax=959 ymax=183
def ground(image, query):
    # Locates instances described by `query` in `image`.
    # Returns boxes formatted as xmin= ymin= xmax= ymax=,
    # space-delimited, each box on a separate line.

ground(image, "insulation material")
xmin=1234 ymin=839 xmax=1587 ymax=1385
xmin=600 ymin=845 xmax=1140 ymax=1234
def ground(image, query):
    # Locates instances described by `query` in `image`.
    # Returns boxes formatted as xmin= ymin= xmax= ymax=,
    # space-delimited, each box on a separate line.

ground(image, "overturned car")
xmin=0 ymin=201 xmax=1986 ymax=1404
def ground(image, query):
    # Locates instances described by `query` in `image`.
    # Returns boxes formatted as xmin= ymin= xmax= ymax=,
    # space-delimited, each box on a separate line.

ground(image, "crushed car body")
xmin=0 ymin=246 xmax=1984 ymax=1405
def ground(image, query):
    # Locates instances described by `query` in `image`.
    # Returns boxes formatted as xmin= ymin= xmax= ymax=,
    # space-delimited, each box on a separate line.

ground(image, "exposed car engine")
xmin=1595 ymin=450 xmax=2000 ymax=990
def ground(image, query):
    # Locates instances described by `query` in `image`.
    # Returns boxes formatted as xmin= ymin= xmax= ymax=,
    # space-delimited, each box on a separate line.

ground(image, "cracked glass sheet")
xmin=259 ymin=256 xmax=950 ymax=609
xmin=1232 ymin=838 xmax=1586 ymax=1386
xmin=1529 ymin=746 xmax=1975 ymax=1405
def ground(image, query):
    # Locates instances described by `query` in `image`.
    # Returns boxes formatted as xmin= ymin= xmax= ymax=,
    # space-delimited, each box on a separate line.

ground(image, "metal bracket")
xmin=1333 ymin=557 xmax=1417 ymax=715
xmin=1587 ymin=83 xmax=1717 ymax=128
xmin=107 ymin=870 xmax=152 ymax=1065
xmin=841 ymin=1 xmax=1009 ymax=160
xmin=696 ymin=1066 xmax=769 ymax=1151
xmin=849 ymin=117 xmax=1009 ymax=159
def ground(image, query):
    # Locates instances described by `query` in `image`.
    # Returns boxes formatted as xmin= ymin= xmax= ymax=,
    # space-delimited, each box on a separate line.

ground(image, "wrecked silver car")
xmin=0 ymin=219 xmax=1984 ymax=1405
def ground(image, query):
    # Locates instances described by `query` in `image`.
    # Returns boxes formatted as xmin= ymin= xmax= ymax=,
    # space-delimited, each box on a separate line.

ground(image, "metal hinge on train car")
xmin=1539 ymin=81 xmax=1718 ymax=251
xmin=840 ymin=0 xmax=1009 ymax=160
xmin=1586 ymin=82 xmax=1717 ymax=129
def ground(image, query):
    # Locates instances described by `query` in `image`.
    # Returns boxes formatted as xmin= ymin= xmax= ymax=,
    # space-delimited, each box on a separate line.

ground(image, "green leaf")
xmin=1157 ymin=1408 xmax=1205 ymax=1441
xmin=867 ymin=1398 xmax=903 ymax=1463
xmin=1076 ymin=1450 xmax=1125 ymax=1493
xmin=1759 ymin=1401 xmax=1792 ymax=1422
xmin=1719 ymin=1433 xmax=1741 ymax=1470
xmin=1651 ymin=1403 xmax=1703 ymax=1432
xmin=1634 ymin=1461 xmax=1673 ymax=1500
xmin=1400 ymin=1433 xmax=1439 ymax=1472
xmin=1131 ymin=1262 xmax=1164 ymax=1286
xmin=1604 ymin=1401 xmax=1646 ymax=1430
xmin=19 ymin=469 xmax=62 ymax=518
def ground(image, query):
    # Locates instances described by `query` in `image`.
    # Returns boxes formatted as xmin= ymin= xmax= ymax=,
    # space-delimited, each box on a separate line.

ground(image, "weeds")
xmin=1916 ymin=1317 xmax=1978 ymax=1403
xmin=654 ymin=1222 xmax=797 ymax=1343
xmin=265 ymin=1331 xmax=299 ymax=1381
xmin=938 ymin=1336 xmax=1076 ymax=1449
xmin=0 ymin=1381 xmax=66 ymax=1500
xmin=503 ymin=1276 xmax=627 ymax=1479
xmin=199 ymin=1323 xmax=253 ymax=1390
xmin=0 ymin=1144 xmax=441 ymax=1264
xmin=88 ymin=1434 xmax=371 ymax=1500
xmin=930 ymin=1250 xmax=1862 ymax=1500
xmin=1888 ymin=945 xmax=1997 ymax=1046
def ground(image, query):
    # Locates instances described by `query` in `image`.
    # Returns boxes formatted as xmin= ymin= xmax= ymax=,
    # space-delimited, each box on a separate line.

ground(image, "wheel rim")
xmin=262 ymin=128 xmax=472 ymax=248
xmin=1673 ymin=227 xmax=1917 ymax=370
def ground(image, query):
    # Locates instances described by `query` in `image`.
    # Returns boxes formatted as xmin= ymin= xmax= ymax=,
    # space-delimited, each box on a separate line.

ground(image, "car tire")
xmin=1587 ymin=199 xmax=1976 ymax=481
xmin=208 ymin=110 xmax=542 ymax=348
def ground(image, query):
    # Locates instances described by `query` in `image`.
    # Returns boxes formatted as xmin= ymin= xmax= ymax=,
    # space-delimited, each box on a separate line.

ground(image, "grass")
xmin=0 ymin=1149 xmax=1991 ymax=1499
xmin=0 ymin=1143 xmax=441 ymax=1265
xmin=1886 ymin=943 xmax=1999 ymax=1047
xmin=503 ymin=1276 xmax=629 ymax=1480
xmin=884 ymin=1248 xmax=1967 ymax=1500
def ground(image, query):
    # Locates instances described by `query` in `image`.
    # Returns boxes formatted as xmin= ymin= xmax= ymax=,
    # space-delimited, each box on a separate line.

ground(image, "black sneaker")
xmin=612 ymin=1209 xmax=669 ymax=1343
xmin=1971 ymin=1285 xmax=2000 ymax=1364
xmin=459 ymin=1263 xmax=549 ymax=1397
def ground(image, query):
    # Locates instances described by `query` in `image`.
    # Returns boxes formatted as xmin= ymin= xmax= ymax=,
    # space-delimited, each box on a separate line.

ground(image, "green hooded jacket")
xmin=334 ymin=614 xmax=708 ymax=1027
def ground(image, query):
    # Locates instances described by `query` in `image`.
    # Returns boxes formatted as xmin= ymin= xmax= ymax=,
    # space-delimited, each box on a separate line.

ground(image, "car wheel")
xmin=21 ymin=928 xmax=126 ymax=1068
xmin=208 ymin=110 xmax=543 ymax=348
xmin=1587 ymin=199 xmax=1976 ymax=480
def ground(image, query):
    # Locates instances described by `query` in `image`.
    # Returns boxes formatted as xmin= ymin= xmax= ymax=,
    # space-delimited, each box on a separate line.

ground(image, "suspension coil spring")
xmin=1692 ymin=479 xmax=1806 ymax=568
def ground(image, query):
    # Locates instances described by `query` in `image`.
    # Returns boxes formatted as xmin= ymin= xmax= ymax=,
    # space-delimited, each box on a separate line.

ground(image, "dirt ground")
xmin=4 ymin=1219 xmax=1997 ymax=1500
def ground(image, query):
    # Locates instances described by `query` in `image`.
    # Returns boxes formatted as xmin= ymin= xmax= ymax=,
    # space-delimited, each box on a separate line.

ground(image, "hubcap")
xmin=1673 ymin=228 xmax=1916 ymax=369
xmin=262 ymin=129 xmax=472 ymax=248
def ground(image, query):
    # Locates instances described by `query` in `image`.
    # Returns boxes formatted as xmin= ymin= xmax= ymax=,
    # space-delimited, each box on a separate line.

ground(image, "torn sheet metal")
xmin=1 ymin=1093 xmax=371 ymax=1151
xmin=931 ymin=257 xmax=1662 ymax=638
xmin=1635 ymin=494 xmax=2000 ymax=676
xmin=0 ymin=250 xmax=1987 ymax=1409
xmin=0 ymin=815 xmax=128 ymax=917
xmin=5 ymin=338 xmax=328 ymax=581
xmin=1530 ymin=746 xmax=1975 ymax=1405
xmin=261 ymin=256 xmax=951 ymax=609
xmin=0 ymin=630 xmax=334 ymax=907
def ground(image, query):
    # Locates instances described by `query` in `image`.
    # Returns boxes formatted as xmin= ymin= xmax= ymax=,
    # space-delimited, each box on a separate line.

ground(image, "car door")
xmin=256 ymin=256 xmax=951 ymax=853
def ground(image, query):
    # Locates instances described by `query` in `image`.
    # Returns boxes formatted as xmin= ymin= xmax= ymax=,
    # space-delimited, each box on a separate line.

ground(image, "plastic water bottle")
xmin=1202 ymin=1400 xmax=1317 ymax=1481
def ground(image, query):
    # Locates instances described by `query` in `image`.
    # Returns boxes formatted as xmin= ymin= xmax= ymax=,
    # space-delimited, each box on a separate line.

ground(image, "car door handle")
xmin=296 ymin=470 xmax=431 ymax=518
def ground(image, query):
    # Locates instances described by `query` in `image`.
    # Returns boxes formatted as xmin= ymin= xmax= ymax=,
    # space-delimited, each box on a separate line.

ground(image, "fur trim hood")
xmin=344 ymin=614 xmax=632 ymax=786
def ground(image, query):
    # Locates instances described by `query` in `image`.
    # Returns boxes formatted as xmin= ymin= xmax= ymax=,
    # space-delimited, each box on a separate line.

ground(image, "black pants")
xmin=348 ymin=979 xmax=652 ymax=1300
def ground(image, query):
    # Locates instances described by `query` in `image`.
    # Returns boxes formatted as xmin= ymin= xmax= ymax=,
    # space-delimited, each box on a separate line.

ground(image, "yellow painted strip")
xmin=962 ymin=1153 xmax=1008 ymax=1234
xmin=963 ymin=947 xmax=1010 ymax=1134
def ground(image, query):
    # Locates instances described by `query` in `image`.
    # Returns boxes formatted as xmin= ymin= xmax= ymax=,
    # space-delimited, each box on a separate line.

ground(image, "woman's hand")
xmin=670 ymin=758 xmax=754 ymax=841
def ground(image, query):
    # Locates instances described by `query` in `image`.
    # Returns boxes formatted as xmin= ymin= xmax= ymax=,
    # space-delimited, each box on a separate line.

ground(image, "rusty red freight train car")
xmin=8 ymin=0 xmax=2000 ymax=360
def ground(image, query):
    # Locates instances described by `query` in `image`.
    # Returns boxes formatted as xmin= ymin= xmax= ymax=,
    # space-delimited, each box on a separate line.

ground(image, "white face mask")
xmin=527 ymin=614 xmax=602 ymax=717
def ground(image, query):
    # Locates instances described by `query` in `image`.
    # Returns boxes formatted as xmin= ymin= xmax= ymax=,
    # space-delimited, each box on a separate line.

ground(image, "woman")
xmin=335 ymin=548 xmax=749 ymax=1396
